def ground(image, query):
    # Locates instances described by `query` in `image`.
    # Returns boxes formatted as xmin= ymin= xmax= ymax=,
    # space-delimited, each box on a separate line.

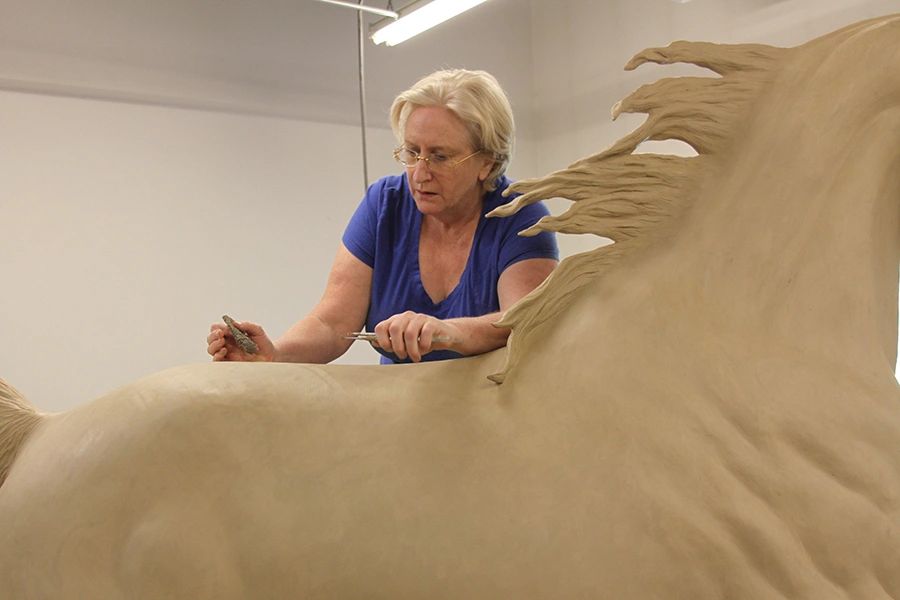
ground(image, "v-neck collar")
xmin=411 ymin=203 xmax=487 ymax=308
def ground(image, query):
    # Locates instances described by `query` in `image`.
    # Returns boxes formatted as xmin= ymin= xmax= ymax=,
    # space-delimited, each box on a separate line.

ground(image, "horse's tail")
xmin=0 ymin=378 xmax=44 ymax=488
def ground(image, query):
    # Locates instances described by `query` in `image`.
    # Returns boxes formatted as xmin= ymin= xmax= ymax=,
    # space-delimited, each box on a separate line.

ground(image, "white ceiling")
xmin=0 ymin=0 xmax=535 ymax=128
xmin=3 ymin=0 xmax=892 ymax=133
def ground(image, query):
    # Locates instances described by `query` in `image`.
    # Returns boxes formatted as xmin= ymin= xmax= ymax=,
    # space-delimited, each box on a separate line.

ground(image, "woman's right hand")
xmin=207 ymin=320 xmax=276 ymax=362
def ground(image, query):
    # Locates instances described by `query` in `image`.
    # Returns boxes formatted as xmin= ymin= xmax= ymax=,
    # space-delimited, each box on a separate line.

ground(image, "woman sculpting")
xmin=207 ymin=69 xmax=558 ymax=364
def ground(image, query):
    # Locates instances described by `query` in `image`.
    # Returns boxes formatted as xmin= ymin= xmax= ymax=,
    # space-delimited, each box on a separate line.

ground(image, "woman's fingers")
xmin=375 ymin=312 xmax=451 ymax=362
xmin=406 ymin=314 xmax=435 ymax=362
xmin=404 ymin=324 xmax=421 ymax=362
xmin=233 ymin=321 xmax=275 ymax=361
xmin=207 ymin=325 xmax=228 ymax=360
xmin=207 ymin=321 xmax=273 ymax=362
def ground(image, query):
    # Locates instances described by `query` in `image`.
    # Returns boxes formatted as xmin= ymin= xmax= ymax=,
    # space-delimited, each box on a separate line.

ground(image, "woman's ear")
xmin=477 ymin=154 xmax=495 ymax=182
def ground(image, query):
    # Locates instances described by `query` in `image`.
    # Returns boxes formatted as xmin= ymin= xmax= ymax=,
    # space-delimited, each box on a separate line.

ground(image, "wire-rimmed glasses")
xmin=393 ymin=147 xmax=482 ymax=173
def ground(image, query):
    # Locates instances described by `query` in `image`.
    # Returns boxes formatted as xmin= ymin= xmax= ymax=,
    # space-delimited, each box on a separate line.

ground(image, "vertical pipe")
xmin=357 ymin=1 xmax=370 ymax=190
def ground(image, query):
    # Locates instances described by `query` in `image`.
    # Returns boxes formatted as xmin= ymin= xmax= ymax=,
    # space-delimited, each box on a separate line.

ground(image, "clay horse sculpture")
xmin=1 ymin=14 xmax=898 ymax=599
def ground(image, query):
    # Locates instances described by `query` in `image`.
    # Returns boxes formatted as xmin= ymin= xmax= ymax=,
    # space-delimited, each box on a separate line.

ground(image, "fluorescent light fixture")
xmin=371 ymin=0 xmax=489 ymax=46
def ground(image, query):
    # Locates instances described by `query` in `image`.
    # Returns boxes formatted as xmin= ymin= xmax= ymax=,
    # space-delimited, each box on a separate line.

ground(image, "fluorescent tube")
xmin=371 ymin=0 xmax=489 ymax=46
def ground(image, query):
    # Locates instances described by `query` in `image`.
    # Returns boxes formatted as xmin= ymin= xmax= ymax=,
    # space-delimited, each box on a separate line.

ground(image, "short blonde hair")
xmin=390 ymin=69 xmax=515 ymax=192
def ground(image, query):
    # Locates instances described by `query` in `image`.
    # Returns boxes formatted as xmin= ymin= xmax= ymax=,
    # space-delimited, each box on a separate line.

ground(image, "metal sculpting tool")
xmin=344 ymin=332 xmax=450 ymax=344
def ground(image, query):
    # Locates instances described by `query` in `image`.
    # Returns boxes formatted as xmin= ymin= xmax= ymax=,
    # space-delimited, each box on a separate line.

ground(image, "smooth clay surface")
xmin=1 ymin=14 xmax=899 ymax=599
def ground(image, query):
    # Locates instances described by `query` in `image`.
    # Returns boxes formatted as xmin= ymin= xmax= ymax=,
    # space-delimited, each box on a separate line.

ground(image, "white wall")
xmin=0 ymin=91 xmax=381 ymax=409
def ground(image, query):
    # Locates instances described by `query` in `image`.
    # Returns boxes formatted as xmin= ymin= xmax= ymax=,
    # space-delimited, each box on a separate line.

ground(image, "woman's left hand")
xmin=373 ymin=311 xmax=459 ymax=362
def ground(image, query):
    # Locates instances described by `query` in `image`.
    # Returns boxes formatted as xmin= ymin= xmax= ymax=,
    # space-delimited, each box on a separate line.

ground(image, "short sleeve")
xmin=496 ymin=202 xmax=559 ymax=273
xmin=341 ymin=182 xmax=381 ymax=268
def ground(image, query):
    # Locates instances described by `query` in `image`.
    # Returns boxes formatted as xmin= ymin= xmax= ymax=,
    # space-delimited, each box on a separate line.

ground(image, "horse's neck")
xmin=669 ymin=67 xmax=900 ymax=371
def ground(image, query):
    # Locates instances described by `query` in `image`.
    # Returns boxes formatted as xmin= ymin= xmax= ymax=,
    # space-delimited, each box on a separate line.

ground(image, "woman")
xmin=207 ymin=69 xmax=558 ymax=364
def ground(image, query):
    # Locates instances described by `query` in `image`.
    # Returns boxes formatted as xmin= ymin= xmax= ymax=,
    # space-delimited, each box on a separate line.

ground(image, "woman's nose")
xmin=411 ymin=157 xmax=432 ymax=181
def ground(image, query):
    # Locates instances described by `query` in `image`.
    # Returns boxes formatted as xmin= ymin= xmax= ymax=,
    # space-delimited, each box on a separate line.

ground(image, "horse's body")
xmin=2 ymin=15 xmax=899 ymax=599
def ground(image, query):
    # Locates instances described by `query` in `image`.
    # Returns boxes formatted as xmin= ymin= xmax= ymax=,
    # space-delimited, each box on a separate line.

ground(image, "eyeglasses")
xmin=393 ymin=147 xmax=482 ymax=173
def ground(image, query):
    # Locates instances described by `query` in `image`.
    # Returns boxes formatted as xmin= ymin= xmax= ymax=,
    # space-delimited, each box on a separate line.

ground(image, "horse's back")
xmin=0 ymin=362 xmax=386 ymax=598
xmin=0 ymin=359 xmax=531 ymax=599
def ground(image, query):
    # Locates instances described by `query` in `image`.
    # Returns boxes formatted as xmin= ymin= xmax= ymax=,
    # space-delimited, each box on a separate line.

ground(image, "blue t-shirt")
xmin=342 ymin=174 xmax=558 ymax=364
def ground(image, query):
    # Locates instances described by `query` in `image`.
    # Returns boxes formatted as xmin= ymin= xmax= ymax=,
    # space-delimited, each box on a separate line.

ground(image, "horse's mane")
xmin=488 ymin=15 xmax=900 ymax=383
xmin=487 ymin=31 xmax=853 ymax=382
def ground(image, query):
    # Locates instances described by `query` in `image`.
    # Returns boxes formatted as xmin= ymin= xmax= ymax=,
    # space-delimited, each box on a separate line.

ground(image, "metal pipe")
xmin=357 ymin=1 xmax=370 ymax=190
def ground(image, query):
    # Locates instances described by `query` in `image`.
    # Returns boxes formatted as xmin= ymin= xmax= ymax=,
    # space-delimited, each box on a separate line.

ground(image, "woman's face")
xmin=401 ymin=106 xmax=494 ymax=221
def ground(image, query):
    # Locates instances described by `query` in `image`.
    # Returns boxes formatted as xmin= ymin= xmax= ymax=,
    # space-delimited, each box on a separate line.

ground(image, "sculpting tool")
xmin=344 ymin=332 xmax=451 ymax=344
xmin=222 ymin=315 xmax=259 ymax=354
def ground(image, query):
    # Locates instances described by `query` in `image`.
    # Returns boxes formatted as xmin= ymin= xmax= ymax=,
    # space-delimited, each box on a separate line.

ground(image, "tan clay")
xmin=0 ymin=15 xmax=898 ymax=599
